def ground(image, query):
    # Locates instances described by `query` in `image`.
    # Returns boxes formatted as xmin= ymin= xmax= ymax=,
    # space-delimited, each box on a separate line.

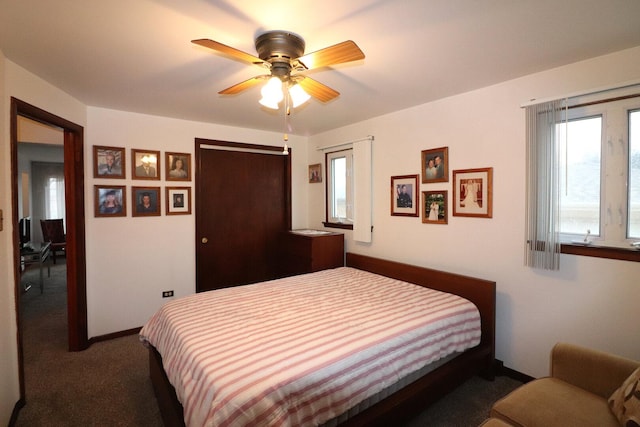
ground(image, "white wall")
xmin=85 ymin=107 xmax=309 ymax=337
xmin=0 ymin=48 xmax=18 ymax=427
xmin=307 ymin=46 xmax=640 ymax=378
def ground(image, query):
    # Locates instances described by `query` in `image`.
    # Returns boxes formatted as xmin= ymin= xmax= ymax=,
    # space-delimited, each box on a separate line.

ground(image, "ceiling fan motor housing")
xmin=255 ymin=31 xmax=305 ymax=80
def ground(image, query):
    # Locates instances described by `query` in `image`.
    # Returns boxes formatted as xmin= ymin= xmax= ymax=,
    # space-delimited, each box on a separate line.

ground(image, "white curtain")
xmin=353 ymin=139 xmax=372 ymax=243
xmin=524 ymin=100 xmax=565 ymax=270
xmin=31 ymin=162 xmax=65 ymax=242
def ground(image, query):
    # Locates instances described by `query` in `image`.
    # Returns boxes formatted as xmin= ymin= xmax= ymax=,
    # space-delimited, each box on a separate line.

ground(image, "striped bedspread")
xmin=139 ymin=267 xmax=481 ymax=427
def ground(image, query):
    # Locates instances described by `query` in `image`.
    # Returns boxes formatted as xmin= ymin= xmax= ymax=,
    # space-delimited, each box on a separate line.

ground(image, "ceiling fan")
xmin=192 ymin=30 xmax=365 ymax=108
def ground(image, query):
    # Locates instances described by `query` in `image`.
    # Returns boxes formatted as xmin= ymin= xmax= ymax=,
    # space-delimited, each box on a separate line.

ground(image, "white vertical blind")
xmin=353 ymin=138 xmax=372 ymax=243
xmin=524 ymin=100 xmax=565 ymax=270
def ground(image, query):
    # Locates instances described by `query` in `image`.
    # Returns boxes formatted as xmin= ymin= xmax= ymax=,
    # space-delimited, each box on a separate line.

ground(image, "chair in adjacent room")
xmin=40 ymin=219 xmax=66 ymax=264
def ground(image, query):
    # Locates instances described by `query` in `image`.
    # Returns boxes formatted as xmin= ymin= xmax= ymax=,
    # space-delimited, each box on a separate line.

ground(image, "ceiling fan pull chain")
xmin=283 ymin=95 xmax=289 ymax=142
xmin=282 ymin=97 xmax=290 ymax=155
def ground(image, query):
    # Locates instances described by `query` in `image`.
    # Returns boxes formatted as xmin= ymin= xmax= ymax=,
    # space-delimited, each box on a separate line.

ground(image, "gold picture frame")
xmin=422 ymin=190 xmax=448 ymax=224
xmin=132 ymin=149 xmax=160 ymax=180
xmin=93 ymin=145 xmax=125 ymax=179
xmin=421 ymin=146 xmax=449 ymax=183
xmin=166 ymin=187 xmax=191 ymax=215
xmin=452 ymin=167 xmax=493 ymax=218
xmin=309 ymin=163 xmax=322 ymax=183
xmin=166 ymin=152 xmax=191 ymax=181
xmin=132 ymin=186 xmax=161 ymax=217
xmin=94 ymin=185 xmax=126 ymax=217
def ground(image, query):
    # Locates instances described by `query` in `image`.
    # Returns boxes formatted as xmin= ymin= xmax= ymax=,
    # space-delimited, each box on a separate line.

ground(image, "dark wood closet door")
xmin=195 ymin=140 xmax=291 ymax=292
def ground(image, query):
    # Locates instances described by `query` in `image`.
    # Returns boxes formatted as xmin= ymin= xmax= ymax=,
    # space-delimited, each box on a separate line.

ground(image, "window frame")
xmin=628 ymin=108 xmax=640 ymax=239
xmin=323 ymin=148 xmax=354 ymax=230
xmin=557 ymin=94 xmax=640 ymax=262
xmin=557 ymin=110 xmax=605 ymax=241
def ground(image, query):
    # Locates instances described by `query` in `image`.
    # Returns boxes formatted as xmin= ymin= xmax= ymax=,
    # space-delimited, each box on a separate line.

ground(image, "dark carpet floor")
xmin=15 ymin=260 xmax=521 ymax=426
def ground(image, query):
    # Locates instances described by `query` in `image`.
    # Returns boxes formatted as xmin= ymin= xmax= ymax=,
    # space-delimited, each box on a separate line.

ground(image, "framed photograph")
xmin=93 ymin=145 xmax=125 ymax=179
xmin=422 ymin=190 xmax=448 ymax=224
xmin=132 ymin=186 xmax=161 ymax=217
xmin=166 ymin=152 xmax=191 ymax=181
xmin=452 ymin=167 xmax=493 ymax=218
xmin=309 ymin=163 xmax=322 ymax=183
xmin=421 ymin=146 xmax=449 ymax=183
xmin=166 ymin=187 xmax=191 ymax=215
xmin=94 ymin=185 xmax=126 ymax=217
xmin=132 ymin=149 xmax=160 ymax=180
xmin=391 ymin=174 xmax=419 ymax=217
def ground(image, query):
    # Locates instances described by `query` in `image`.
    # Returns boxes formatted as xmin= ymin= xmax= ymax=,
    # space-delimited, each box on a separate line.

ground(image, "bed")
xmin=140 ymin=252 xmax=495 ymax=426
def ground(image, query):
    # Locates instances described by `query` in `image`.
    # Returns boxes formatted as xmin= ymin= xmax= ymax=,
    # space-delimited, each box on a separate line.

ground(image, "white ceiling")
xmin=2 ymin=0 xmax=640 ymax=136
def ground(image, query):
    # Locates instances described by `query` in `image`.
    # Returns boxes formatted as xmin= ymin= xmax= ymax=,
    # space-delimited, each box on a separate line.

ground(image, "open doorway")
xmin=18 ymin=139 xmax=66 ymax=290
xmin=10 ymin=98 xmax=88 ymax=405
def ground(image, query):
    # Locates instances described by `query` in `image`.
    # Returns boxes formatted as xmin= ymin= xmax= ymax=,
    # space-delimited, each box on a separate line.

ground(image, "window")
xmin=558 ymin=115 xmax=602 ymax=236
xmin=558 ymin=98 xmax=640 ymax=244
xmin=525 ymin=91 xmax=640 ymax=268
xmin=630 ymin=109 xmax=640 ymax=238
xmin=321 ymin=137 xmax=373 ymax=241
xmin=325 ymin=149 xmax=353 ymax=226
xmin=46 ymin=176 xmax=65 ymax=219
xmin=32 ymin=161 xmax=65 ymax=225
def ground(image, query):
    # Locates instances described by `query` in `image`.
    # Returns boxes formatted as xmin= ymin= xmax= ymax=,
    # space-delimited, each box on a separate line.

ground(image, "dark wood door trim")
xmin=10 ymin=98 xmax=88 ymax=402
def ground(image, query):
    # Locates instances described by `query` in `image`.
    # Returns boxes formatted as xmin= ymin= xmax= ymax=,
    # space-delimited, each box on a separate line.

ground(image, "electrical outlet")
xmin=162 ymin=290 xmax=174 ymax=298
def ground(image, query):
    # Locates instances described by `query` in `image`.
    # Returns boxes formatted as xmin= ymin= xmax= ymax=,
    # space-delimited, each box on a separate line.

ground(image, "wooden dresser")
xmin=279 ymin=230 xmax=344 ymax=277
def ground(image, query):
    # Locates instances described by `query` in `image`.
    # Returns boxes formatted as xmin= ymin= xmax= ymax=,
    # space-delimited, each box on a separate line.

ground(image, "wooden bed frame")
xmin=148 ymin=252 xmax=496 ymax=426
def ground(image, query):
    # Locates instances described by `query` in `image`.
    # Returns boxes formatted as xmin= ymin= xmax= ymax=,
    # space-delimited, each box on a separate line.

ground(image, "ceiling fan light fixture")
xmin=259 ymin=96 xmax=280 ymax=109
xmin=288 ymin=83 xmax=311 ymax=108
xmin=259 ymin=77 xmax=284 ymax=109
xmin=194 ymin=31 xmax=365 ymax=109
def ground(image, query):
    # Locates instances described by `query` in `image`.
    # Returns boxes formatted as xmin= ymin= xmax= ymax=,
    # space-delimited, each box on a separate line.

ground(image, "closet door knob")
xmin=201 ymin=237 xmax=208 ymax=244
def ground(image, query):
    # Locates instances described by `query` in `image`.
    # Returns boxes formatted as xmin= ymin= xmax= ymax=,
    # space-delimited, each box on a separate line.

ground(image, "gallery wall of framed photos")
xmin=93 ymin=146 xmax=192 ymax=218
xmin=390 ymin=145 xmax=493 ymax=224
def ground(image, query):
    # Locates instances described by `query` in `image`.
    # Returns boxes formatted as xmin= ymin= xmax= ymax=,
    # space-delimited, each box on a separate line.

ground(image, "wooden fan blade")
xmin=297 ymin=77 xmax=340 ymax=103
xmin=192 ymin=39 xmax=267 ymax=66
xmin=219 ymin=76 xmax=268 ymax=95
xmin=297 ymin=40 xmax=365 ymax=70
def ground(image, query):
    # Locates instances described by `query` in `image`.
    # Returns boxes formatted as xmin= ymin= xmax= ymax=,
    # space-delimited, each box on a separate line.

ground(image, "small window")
xmin=629 ymin=109 xmax=640 ymax=238
xmin=558 ymin=115 xmax=602 ymax=236
xmin=325 ymin=149 xmax=353 ymax=226
xmin=556 ymin=97 xmax=640 ymax=245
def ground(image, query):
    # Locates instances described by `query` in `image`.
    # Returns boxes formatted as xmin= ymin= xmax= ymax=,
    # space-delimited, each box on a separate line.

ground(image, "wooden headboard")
xmin=345 ymin=252 xmax=496 ymax=365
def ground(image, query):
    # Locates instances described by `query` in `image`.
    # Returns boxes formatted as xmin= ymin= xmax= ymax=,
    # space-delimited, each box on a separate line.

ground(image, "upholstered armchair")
xmin=40 ymin=219 xmax=66 ymax=264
